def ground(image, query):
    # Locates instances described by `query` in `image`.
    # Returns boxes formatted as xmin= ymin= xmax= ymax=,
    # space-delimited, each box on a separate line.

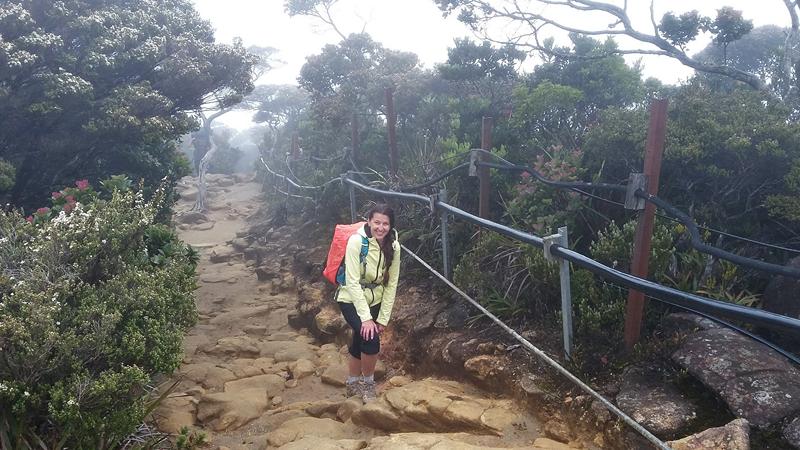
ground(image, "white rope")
xmin=400 ymin=243 xmax=672 ymax=450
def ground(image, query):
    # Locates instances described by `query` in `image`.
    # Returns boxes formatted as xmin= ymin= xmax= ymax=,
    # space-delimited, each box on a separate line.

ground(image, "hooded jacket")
xmin=336 ymin=224 xmax=400 ymax=326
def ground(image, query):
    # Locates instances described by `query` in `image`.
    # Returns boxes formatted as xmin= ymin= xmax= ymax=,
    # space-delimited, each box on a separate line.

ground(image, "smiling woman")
xmin=334 ymin=203 xmax=401 ymax=403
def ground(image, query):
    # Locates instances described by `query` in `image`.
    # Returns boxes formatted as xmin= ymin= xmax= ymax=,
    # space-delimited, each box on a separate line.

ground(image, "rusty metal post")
xmin=624 ymin=99 xmax=668 ymax=351
xmin=385 ymin=88 xmax=398 ymax=179
xmin=479 ymin=117 xmax=493 ymax=219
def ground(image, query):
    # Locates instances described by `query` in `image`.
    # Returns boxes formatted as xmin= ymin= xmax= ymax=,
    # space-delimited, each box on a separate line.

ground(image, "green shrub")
xmin=571 ymin=219 xmax=677 ymax=354
xmin=454 ymin=232 xmax=559 ymax=320
xmin=0 ymin=182 xmax=197 ymax=447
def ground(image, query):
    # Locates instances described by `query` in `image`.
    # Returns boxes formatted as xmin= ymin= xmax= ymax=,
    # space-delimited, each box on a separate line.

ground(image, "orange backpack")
xmin=322 ymin=222 xmax=368 ymax=285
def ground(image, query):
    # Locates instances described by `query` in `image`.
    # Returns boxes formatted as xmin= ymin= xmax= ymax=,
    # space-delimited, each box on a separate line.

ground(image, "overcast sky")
xmin=190 ymin=0 xmax=791 ymax=128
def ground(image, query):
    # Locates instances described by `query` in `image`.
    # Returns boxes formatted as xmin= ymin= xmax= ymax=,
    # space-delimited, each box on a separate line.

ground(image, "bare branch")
xmin=444 ymin=0 xmax=770 ymax=91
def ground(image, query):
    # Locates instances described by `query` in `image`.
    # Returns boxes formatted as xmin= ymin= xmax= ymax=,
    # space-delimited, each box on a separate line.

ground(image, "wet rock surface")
xmin=672 ymin=327 xmax=800 ymax=428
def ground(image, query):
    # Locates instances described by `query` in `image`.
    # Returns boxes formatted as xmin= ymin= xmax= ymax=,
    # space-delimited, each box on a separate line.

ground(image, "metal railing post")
xmin=439 ymin=188 xmax=451 ymax=280
xmin=544 ymin=226 xmax=573 ymax=360
xmin=347 ymin=172 xmax=357 ymax=223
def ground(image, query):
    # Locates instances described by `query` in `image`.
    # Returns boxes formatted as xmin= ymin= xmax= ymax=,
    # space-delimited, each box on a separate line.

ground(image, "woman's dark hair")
xmin=367 ymin=204 xmax=395 ymax=285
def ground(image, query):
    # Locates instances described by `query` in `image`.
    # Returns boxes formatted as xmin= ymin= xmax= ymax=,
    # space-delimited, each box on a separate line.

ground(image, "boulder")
xmin=209 ymin=245 xmax=236 ymax=263
xmin=615 ymin=367 xmax=698 ymax=438
xmin=313 ymin=307 xmax=348 ymax=338
xmin=321 ymin=363 xmax=348 ymax=387
xmin=673 ymin=328 xmax=800 ymax=428
xmin=667 ymin=418 xmax=750 ymax=450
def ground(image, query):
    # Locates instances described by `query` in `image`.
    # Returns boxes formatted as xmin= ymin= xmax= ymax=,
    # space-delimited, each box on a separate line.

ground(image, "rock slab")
xmin=615 ymin=367 xmax=698 ymax=438
xmin=672 ymin=328 xmax=800 ymax=428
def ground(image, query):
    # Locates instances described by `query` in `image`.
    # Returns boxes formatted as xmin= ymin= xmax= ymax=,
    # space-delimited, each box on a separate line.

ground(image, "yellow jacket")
xmin=336 ymin=225 xmax=400 ymax=325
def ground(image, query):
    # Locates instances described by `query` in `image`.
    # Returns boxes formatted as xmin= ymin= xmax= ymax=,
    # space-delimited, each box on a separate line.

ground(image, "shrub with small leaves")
xmin=0 ymin=181 xmax=197 ymax=448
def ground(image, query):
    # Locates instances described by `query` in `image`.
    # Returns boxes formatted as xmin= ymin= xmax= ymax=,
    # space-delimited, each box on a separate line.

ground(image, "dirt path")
xmin=155 ymin=174 xmax=574 ymax=449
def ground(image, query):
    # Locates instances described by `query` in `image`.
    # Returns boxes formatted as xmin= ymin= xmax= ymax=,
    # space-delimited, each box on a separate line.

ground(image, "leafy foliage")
xmin=0 ymin=180 xmax=197 ymax=447
xmin=0 ymin=0 xmax=258 ymax=207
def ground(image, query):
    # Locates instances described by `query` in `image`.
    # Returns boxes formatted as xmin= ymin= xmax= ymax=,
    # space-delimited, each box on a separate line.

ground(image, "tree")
xmin=284 ymin=0 xmax=349 ymax=40
xmin=695 ymin=25 xmax=790 ymax=97
xmin=437 ymin=38 xmax=525 ymax=99
xmin=297 ymin=33 xmax=419 ymax=166
xmin=583 ymin=82 xmax=800 ymax=242
xmin=0 ymin=0 xmax=259 ymax=208
xmin=434 ymin=0 xmax=799 ymax=95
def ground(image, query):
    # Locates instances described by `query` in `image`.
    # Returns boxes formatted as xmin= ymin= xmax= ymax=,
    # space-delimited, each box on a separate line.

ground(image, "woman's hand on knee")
xmin=361 ymin=320 xmax=379 ymax=340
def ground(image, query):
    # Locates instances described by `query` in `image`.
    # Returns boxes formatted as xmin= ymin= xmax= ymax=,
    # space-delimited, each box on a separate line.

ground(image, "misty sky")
xmin=190 ymin=0 xmax=792 ymax=128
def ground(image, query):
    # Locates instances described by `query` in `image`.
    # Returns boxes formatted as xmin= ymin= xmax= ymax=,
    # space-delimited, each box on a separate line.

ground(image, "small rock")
xmin=388 ymin=376 xmax=411 ymax=387
xmin=271 ymin=396 xmax=283 ymax=407
xmin=285 ymin=379 xmax=298 ymax=389
xmin=543 ymin=419 xmax=572 ymax=442
xmin=464 ymin=354 xmax=506 ymax=381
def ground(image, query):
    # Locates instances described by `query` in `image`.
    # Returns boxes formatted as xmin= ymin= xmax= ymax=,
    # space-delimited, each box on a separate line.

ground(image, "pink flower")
xmin=65 ymin=195 xmax=75 ymax=204
xmin=63 ymin=203 xmax=74 ymax=213
xmin=52 ymin=192 xmax=63 ymax=199
xmin=36 ymin=207 xmax=50 ymax=215
xmin=26 ymin=216 xmax=33 ymax=223
xmin=75 ymin=179 xmax=90 ymax=190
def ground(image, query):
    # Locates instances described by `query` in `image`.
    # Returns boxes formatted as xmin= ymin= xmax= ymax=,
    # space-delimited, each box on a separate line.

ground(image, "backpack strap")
xmin=359 ymin=236 xmax=369 ymax=266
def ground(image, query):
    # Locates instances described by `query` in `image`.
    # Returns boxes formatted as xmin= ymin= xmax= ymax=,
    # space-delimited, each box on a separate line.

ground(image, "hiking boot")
xmin=361 ymin=380 xmax=377 ymax=403
xmin=345 ymin=380 xmax=362 ymax=398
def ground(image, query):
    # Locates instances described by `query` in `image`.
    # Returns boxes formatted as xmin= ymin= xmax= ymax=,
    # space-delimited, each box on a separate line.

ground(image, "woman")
xmin=335 ymin=204 xmax=400 ymax=402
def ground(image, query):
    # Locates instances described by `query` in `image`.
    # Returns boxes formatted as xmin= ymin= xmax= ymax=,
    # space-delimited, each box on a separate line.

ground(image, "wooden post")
xmin=385 ymin=87 xmax=398 ymax=178
xmin=624 ymin=99 xmax=668 ymax=351
xmin=479 ymin=117 xmax=493 ymax=219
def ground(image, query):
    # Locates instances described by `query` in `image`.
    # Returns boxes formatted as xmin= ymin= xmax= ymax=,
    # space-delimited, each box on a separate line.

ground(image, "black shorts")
xmin=337 ymin=302 xmax=381 ymax=358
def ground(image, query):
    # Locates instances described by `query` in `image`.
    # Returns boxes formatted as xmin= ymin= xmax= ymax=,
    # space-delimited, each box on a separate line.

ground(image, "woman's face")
xmin=368 ymin=212 xmax=391 ymax=242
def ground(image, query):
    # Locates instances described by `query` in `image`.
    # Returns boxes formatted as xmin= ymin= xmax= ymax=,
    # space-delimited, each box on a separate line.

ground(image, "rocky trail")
xmin=153 ymin=174 xmax=575 ymax=450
